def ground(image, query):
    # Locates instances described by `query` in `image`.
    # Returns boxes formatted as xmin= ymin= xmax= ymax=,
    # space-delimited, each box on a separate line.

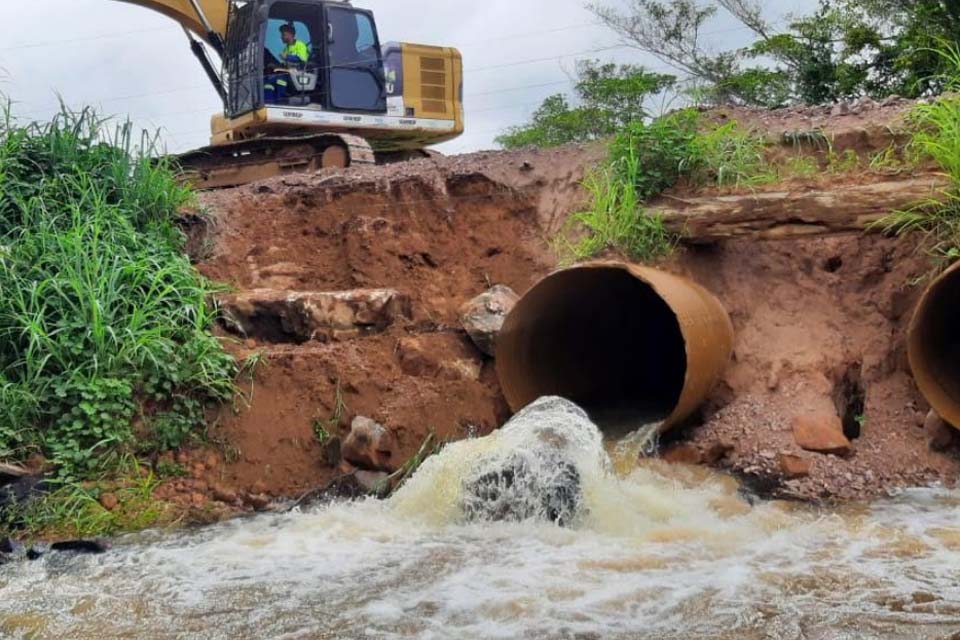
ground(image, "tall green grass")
xmin=881 ymin=44 xmax=960 ymax=264
xmin=565 ymin=108 xmax=775 ymax=261
xmin=0 ymin=106 xmax=235 ymax=477
xmin=564 ymin=149 xmax=676 ymax=262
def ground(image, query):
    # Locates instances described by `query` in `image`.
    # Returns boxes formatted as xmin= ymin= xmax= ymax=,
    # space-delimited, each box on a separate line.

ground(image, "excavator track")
xmin=175 ymin=133 xmax=376 ymax=190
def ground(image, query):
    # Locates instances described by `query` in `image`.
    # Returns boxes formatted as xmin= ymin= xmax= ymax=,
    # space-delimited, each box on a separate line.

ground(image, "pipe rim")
xmin=908 ymin=260 xmax=960 ymax=428
xmin=496 ymin=261 xmax=733 ymax=431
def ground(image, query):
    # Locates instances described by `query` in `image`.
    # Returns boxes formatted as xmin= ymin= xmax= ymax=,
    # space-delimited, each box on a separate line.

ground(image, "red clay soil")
xmin=172 ymin=101 xmax=960 ymax=508
xmin=667 ymin=233 xmax=960 ymax=501
xmin=173 ymin=148 xmax=596 ymax=502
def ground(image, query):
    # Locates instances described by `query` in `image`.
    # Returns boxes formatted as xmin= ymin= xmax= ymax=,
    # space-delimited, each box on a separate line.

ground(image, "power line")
xmin=0 ymin=25 xmax=177 ymax=52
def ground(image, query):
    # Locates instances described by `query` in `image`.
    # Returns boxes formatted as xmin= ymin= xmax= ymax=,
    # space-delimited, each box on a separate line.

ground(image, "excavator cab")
xmin=114 ymin=0 xmax=463 ymax=187
xmin=228 ymin=1 xmax=387 ymax=114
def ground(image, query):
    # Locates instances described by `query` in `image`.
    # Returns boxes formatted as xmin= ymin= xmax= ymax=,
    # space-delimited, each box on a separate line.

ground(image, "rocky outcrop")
xmin=459 ymin=285 xmax=519 ymax=356
xmin=219 ymin=289 xmax=411 ymax=343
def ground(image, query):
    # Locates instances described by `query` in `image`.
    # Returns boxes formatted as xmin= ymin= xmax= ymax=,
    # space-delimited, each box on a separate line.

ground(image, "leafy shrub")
xmin=497 ymin=61 xmax=676 ymax=149
xmin=0 ymin=106 xmax=235 ymax=477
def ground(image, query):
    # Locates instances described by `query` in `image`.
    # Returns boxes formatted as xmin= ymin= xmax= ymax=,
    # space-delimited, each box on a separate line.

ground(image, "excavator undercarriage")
xmin=175 ymin=133 xmax=376 ymax=189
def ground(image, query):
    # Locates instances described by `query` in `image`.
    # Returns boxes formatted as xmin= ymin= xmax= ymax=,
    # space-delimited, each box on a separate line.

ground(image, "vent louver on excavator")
xmin=419 ymin=56 xmax=448 ymax=115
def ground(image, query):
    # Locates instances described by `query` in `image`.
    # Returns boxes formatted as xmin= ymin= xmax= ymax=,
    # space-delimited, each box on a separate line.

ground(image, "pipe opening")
xmin=497 ymin=266 xmax=689 ymax=434
xmin=910 ymin=264 xmax=960 ymax=427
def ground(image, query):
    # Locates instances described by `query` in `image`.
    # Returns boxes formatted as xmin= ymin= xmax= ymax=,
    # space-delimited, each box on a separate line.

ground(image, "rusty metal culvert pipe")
xmin=909 ymin=261 xmax=960 ymax=428
xmin=495 ymin=262 xmax=734 ymax=433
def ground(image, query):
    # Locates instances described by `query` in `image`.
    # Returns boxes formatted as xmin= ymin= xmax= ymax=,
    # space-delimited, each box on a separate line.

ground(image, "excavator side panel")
xmin=400 ymin=43 xmax=464 ymax=137
xmin=111 ymin=0 xmax=230 ymax=43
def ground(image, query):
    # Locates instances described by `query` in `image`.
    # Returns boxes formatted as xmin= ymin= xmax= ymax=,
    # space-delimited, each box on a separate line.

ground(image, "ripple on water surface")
xmin=4 ymin=401 xmax=960 ymax=639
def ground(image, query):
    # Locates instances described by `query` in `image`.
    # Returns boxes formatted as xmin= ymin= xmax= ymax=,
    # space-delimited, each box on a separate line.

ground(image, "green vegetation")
xmin=314 ymin=380 xmax=346 ymax=445
xmin=562 ymin=109 xmax=781 ymax=261
xmin=3 ymin=457 xmax=176 ymax=539
xmin=496 ymin=61 xmax=675 ymax=149
xmin=0 ymin=107 xmax=235 ymax=481
xmin=881 ymin=46 xmax=960 ymax=263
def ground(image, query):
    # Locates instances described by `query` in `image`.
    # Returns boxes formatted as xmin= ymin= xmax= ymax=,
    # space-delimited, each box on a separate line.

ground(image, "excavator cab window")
xmin=266 ymin=2 xmax=325 ymax=107
xmin=324 ymin=5 xmax=387 ymax=113
xmin=257 ymin=1 xmax=386 ymax=113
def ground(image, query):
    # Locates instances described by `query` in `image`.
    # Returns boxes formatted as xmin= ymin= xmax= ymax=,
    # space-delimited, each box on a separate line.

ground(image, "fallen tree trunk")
xmin=655 ymin=176 xmax=951 ymax=242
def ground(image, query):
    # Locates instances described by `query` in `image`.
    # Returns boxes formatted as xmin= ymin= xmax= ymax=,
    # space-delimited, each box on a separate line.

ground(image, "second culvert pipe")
xmin=909 ymin=261 xmax=960 ymax=428
xmin=496 ymin=262 xmax=734 ymax=433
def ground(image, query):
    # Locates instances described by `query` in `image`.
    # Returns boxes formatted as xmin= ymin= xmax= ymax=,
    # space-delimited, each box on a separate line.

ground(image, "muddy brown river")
xmin=3 ymin=405 xmax=960 ymax=639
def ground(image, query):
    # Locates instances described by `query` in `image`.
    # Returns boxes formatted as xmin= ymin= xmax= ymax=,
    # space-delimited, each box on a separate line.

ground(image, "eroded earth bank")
xmin=155 ymin=99 xmax=960 ymax=514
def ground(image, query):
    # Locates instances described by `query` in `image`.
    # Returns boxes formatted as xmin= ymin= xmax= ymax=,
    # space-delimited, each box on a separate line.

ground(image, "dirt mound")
xmin=178 ymin=100 xmax=959 ymax=505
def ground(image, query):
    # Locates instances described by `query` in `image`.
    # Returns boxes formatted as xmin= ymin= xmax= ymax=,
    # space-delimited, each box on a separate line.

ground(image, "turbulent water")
xmin=4 ymin=398 xmax=960 ymax=639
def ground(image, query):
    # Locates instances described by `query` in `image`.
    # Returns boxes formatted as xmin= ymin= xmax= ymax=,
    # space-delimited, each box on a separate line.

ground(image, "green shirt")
xmin=281 ymin=40 xmax=309 ymax=64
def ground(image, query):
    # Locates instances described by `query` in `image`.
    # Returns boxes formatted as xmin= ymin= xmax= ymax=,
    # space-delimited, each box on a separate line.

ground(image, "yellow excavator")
xmin=113 ymin=0 xmax=464 ymax=187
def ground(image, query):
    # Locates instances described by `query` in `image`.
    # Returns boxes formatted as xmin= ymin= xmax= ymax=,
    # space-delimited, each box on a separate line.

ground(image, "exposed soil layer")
xmin=176 ymin=101 xmax=960 ymax=506
xmin=666 ymin=233 xmax=960 ymax=501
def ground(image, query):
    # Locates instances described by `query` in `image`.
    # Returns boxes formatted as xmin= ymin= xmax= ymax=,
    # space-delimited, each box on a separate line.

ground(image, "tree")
xmin=496 ymin=61 xmax=675 ymax=149
xmin=587 ymin=0 xmax=960 ymax=107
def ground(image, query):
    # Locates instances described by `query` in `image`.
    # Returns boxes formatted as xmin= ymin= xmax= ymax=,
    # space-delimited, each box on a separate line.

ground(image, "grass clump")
xmin=881 ymin=45 xmax=960 ymax=263
xmin=564 ymin=108 xmax=777 ymax=261
xmin=685 ymin=120 xmax=775 ymax=189
xmin=0 ymin=106 xmax=235 ymax=480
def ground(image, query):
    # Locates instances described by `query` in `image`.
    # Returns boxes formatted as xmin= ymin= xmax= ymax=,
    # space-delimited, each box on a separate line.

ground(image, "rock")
xmin=661 ymin=444 xmax=703 ymax=465
xmin=355 ymin=470 xmax=391 ymax=497
xmin=211 ymin=485 xmax=238 ymax=504
xmin=342 ymin=416 xmax=398 ymax=472
xmin=925 ymin=409 xmax=956 ymax=452
xmin=459 ymin=285 xmax=519 ymax=357
xmin=779 ymin=453 xmax=813 ymax=478
xmin=98 ymin=493 xmax=119 ymax=511
xmin=49 ymin=540 xmax=109 ymax=555
xmin=219 ymin=289 xmax=412 ymax=342
xmin=881 ymin=94 xmax=902 ymax=107
xmin=459 ymin=397 xmax=600 ymax=527
xmin=792 ymin=414 xmax=852 ymax=456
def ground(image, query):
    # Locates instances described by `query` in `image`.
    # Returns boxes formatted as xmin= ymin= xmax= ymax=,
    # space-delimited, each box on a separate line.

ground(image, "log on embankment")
xmin=656 ymin=176 xmax=951 ymax=242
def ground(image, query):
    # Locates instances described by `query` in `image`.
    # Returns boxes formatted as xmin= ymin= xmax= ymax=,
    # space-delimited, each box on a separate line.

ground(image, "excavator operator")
xmin=264 ymin=23 xmax=310 ymax=104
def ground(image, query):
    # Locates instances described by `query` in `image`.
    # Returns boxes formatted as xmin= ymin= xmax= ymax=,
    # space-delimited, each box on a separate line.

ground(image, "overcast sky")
xmin=0 ymin=0 xmax=815 ymax=155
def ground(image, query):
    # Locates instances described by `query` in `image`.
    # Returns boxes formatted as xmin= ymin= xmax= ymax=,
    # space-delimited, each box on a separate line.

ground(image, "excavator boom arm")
xmin=111 ymin=0 xmax=230 ymax=47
